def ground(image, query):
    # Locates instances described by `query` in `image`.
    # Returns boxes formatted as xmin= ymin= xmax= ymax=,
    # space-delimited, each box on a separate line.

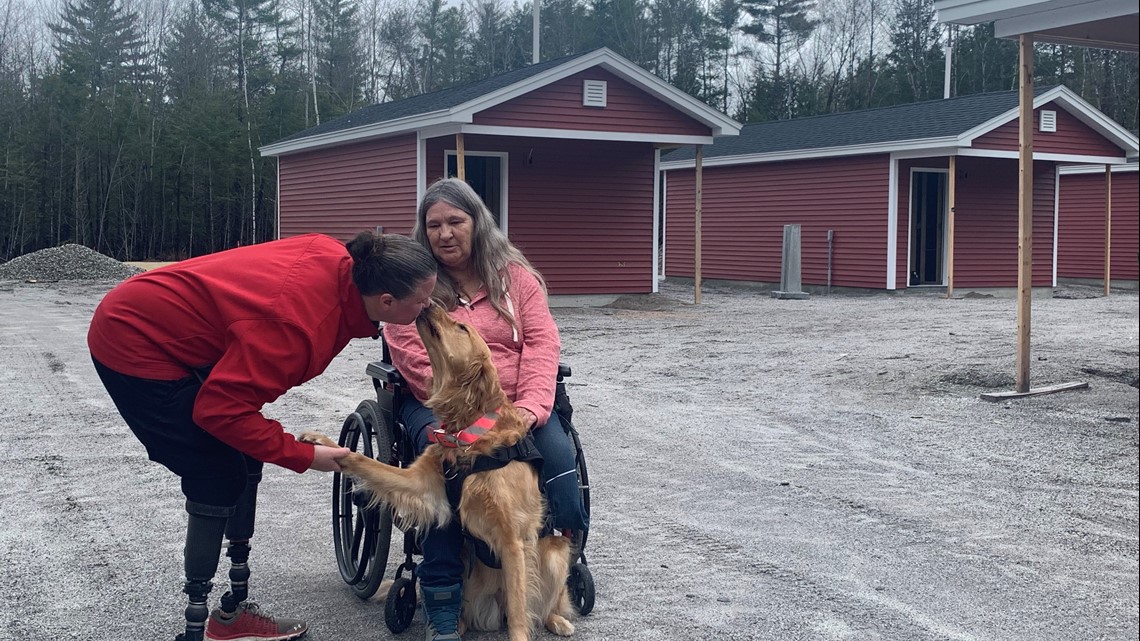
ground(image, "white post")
xmin=532 ymin=0 xmax=540 ymax=64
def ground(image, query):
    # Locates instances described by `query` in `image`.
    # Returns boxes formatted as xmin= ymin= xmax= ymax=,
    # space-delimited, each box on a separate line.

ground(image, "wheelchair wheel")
xmin=332 ymin=399 xmax=394 ymax=599
xmin=384 ymin=576 xmax=418 ymax=633
xmin=568 ymin=562 xmax=595 ymax=615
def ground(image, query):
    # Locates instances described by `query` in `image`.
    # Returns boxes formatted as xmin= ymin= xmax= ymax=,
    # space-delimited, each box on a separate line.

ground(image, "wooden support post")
xmin=1015 ymin=33 xmax=1034 ymax=394
xmin=456 ymin=133 xmax=466 ymax=181
xmin=694 ymin=144 xmax=703 ymax=305
xmin=1104 ymin=164 xmax=1112 ymax=296
xmin=946 ymin=155 xmax=957 ymax=299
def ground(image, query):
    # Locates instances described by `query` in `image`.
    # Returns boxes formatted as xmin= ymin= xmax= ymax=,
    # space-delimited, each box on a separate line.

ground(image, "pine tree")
xmin=738 ymin=0 xmax=817 ymax=120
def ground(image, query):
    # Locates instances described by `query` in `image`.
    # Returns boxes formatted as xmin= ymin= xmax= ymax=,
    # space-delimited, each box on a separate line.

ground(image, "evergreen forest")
xmin=1 ymin=0 xmax=1136 ymax=261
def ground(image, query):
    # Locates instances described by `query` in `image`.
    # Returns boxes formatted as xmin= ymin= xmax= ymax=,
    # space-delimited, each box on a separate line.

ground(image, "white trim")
xmin=1052 ymin=163 xmax=1060 ymax=287
xmin=460 ymin=124 xmax=714 ymax=146
xmin=275 ymin=160 xmax=281 ymax=240
xmin=660 ymin=167 xmax=668 ymax=281
xmin=956 ymin=147 xmax=1128 ymax=164
xmin=1059 ymin=162 xmax=1137 ymax=175
xmin=887 ymin=155 xmax=899 ymax=290
xmin=443 ymin=150 xmax=510 ymax=233
xmin=260 ymin=111 xmax=454 ymax=157
xmin=417 ymin=133 xmax=427 ymax=203
xmin=418 ymin=123 xmax=464 ymax=140
xmin=889 ymin=146 xmax=964 ymax=160
xmin=652 ymin=148 xmax=661 ymax=293
xmin=907 ymin=167 xmax=951 ymax=287
xmin=993 ymin=0 xmax=1137 ymax=36
xmin=935 ymin=0 xmax=1130 ymax=25
xmin=660 ymin=136 xmax=962 ymax=170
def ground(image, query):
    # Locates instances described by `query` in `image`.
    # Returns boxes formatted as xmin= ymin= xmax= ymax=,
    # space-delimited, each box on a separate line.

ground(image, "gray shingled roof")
xmin=273 ymin=52 xmax=593 ymax=145
xmin=663 ymin=86 xmax=1055 ymax=163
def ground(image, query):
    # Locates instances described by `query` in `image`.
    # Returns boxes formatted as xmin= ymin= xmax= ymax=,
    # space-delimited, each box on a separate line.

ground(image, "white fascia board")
xmin=993 ymin=0 xmax=1136 ymax=35
xmin=1059 ymin=162 xmax=1138 ymax=174
xmin=461 ymin=124 xmax=713 ymax=146
xmin=956 ymin=147 xmax=1128 ymax=163
xmin=260 ymin=110 xmax=455 ymax=157
xmin=658 ymin=136 xmax=960 ymax=170
xmin=936 ymin=0 xmax=1094 ymax=24
xmin=450 ymin=49 xmax=742 ymax=137
xmin=1035 ymin=152 xmax=1129 ymax=163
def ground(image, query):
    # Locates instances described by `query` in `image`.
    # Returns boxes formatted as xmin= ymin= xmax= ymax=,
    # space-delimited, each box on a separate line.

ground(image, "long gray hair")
xmin=413 ymin=178 xmax=546 ymax=329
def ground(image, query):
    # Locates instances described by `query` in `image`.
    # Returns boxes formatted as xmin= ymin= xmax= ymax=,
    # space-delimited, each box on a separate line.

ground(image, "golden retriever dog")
xmin=300 ymin=303 xmax=574 ymax=641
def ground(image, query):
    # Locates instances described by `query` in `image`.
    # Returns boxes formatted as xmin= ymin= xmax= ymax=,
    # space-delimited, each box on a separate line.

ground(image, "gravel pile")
xmin=0 ymin=244 xmax=144 ymax=282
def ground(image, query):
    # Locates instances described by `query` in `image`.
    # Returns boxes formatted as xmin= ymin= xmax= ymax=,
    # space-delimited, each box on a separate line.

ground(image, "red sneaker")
xmin=204 ymin=602 xmax=308 ymax=641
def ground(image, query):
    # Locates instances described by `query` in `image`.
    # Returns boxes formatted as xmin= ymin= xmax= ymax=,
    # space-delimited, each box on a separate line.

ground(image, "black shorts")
xmin=92 ymin=357 xmax=261 ymax=508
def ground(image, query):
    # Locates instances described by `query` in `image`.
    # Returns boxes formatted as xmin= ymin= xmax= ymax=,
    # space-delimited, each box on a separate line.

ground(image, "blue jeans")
xmin=400 ymin=396 xmax=589 ymax=588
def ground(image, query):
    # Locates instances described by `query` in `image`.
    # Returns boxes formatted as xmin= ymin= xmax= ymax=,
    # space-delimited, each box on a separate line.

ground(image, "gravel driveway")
xmin=1 ymin=276 xmax=1136 ymax=641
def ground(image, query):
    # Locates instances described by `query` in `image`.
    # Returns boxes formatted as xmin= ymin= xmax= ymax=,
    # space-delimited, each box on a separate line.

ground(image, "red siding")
xmin=1057 ymin=169 xmax=1139 ymax=281
xmin=664 ymin=155 xmax=891 ymax=288
xmin=972 ymin=102 xmax=1122 ymax=157
xmin=425 ymin=135 xmax=656 ymax=295
xmin=278 ymin=134 xmax=419 ymax=239
xmin=948 ymin=157 xmax=1056 ymax=287
xmin=473 ymin=68 xmax=710 ymax=137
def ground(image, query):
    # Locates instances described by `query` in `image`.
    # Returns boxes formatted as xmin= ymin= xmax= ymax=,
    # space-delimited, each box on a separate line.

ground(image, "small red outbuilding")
xmin=660 ymin=86 xmax=1138 ymax=293
xmin=260 ymin=48 xmax=740 ymax=296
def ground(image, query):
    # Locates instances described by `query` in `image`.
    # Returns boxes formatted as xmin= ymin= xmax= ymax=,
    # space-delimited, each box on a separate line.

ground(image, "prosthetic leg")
xmin=175 ymin=470 xmax=260 ymax=641
xmin=219 ymin=469 xmax=261 ymax=613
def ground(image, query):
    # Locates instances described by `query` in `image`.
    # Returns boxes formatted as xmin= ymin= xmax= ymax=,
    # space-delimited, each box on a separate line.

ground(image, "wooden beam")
xmin=1104 ymin=164 xmax=1112 ymax=296
xmin=1015 ymin=33 xmax=1034 ymax=394
xmin=456 ymin=133 xmax=466 ymax=181
xmin=946 ymin=155 xmax=957 ymax=299
xmin=980 ymin=381 xmax=1089 ymax=402
xmin=694 ymin=144 xmax=703 ymax=305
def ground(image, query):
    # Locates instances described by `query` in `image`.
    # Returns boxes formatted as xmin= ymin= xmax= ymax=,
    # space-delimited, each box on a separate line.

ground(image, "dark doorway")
xmin=909 ymin=171 xmax=947 ymax=286
xmin=447 ymin=153 xmax=504 ymax=225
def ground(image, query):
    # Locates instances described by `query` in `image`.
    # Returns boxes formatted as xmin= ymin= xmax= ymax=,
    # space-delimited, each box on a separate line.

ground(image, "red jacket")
xmin=88 ymin=234 xmax=378 ymax=472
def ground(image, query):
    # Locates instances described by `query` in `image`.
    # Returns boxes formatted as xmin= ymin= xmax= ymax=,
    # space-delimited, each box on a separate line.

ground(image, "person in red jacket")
xmin=88 ymin=231 xmax=437 ymax=641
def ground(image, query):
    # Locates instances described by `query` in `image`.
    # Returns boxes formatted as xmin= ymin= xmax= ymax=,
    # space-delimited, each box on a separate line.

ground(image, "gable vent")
xmin=582 ymin=80 xmax=607 ymax=107
xmin=1040 ymin=110 xmax=1057 ymax=133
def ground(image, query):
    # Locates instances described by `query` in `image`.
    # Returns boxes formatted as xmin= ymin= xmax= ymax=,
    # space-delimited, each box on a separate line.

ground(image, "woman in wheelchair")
xmin=383 ymin=178 xmax=589 ymax=641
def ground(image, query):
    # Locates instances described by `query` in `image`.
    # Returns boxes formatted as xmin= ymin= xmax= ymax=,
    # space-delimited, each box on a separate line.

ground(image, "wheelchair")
xmin=328 ymin=337 xmax=596 ymax=633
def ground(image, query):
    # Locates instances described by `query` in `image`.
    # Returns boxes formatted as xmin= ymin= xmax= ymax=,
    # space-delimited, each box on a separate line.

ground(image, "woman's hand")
xmin=309 ymin=444 xmax=351 ymax=472
xmin=519 ymin=408 xmax=538 ymax=430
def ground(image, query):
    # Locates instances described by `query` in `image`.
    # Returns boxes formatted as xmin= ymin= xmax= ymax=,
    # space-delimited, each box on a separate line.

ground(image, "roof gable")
xmin=661 ymin=85 xmax=1138 ymax=166
xmin=262 ymin=48 xmax=741 ymax=157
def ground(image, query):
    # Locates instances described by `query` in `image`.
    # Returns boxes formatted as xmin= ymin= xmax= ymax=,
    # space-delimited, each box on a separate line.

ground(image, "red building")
xmin=1057 ymin=163 xmax=1139 ymax=287
xmin=661 ymin=86 xmax=1138 ymax=292
xmin=260 ymin=48 xmax=740 ymax=296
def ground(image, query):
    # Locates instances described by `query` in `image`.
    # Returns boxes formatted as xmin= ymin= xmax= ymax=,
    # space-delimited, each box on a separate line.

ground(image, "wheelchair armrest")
xmin=557 ymin=362 xmax=571 ymax=381
xmin=366 ymin=361 xmax=406 ymax=388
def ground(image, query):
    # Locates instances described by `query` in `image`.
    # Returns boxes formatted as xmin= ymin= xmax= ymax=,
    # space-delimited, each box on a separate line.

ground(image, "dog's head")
xmin=416 ymin=303 xmax=505 ymax=425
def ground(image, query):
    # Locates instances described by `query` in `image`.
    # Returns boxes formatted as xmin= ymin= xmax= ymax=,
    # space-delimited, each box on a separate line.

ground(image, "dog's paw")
xmin=298 ymin=431 xmax=337 ymax=447
xmin=545 ymin=614 xmax=574 ymax=636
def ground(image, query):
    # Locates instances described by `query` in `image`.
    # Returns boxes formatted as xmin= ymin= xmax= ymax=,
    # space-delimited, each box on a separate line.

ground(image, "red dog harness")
xmin=428 ymin=411 xmax=499 ymax=448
